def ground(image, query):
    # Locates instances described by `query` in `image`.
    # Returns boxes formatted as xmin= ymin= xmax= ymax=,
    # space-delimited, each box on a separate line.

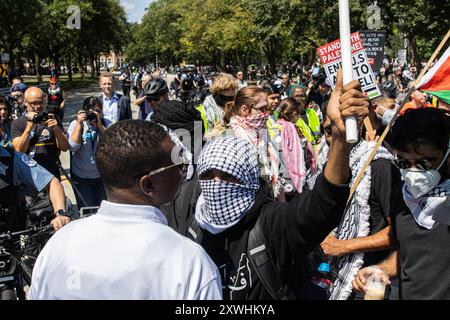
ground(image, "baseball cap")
xmin=10 ymin=83 xmax=28 ymax=93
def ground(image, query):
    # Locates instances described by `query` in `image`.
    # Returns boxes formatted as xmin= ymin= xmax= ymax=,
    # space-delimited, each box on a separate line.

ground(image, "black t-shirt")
xmin=391 ymin=182 xmax=450 ymax=300
xmin=11 ymin=115 xmax=61 ymax=178
xmin=363 ymin=158 xmax=401 ymax=267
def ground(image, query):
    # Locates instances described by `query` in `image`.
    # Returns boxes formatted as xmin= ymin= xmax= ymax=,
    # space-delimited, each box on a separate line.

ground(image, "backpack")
xmin=186 ymin=212 xmax=328 ymax=300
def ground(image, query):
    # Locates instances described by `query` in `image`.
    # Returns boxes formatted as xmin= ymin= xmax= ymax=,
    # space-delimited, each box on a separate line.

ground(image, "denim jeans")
xmin=71 ymin=174 xmax=106 ymax=208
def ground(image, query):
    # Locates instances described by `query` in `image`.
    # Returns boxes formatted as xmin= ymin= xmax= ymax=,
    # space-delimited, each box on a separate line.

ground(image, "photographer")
xmin=67 ymin=96 xmax=107 ymax=207
xmin=11 ymin=87 xmax=70 ymax=179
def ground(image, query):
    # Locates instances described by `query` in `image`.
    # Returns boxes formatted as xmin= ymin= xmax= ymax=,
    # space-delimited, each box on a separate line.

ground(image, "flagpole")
xmin=339 ymin=0 xmax=358 ymax=144
xmin=346 ymin=28 xmax=450 ymax=207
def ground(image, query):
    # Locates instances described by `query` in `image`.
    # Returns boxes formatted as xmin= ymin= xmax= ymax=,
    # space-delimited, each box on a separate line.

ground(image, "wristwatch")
xmin=55 ymin=209 xmax=71 ymax=218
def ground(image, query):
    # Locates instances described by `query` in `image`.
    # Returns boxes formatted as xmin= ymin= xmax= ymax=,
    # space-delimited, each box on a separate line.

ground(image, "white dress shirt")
xmin=102 ymin=93 xmax=119 ymax=124
xmin=28 ymin=201 xmax=222 ymax=300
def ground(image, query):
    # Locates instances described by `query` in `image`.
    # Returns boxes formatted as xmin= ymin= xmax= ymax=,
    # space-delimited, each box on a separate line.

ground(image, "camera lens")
xmin=87 ymin=112 xmax=97 ymax=121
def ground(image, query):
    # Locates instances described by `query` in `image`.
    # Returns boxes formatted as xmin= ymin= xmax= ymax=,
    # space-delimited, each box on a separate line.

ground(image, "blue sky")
xmin=120 ymin=0 xmax=152 ymax=23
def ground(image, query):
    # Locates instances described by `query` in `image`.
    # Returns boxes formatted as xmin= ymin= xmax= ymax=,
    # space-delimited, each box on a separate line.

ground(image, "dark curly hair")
xmin=392 ymin=108 xmax=450 ymax=154
xmin=96 ymin=120 xmax=170 ymax=189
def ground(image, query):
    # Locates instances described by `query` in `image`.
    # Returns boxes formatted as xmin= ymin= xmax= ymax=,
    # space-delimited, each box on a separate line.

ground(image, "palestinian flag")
xmin=417 ymin=45 xmax=450 ymax=104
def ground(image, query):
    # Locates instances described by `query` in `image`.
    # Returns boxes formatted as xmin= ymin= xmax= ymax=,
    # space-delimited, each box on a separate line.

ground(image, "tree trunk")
xmin=34 ymin=53 xmax=42 ymax=84
xmin=90 ymin=54 xmax=96 ymax=78
xmin=68 ymin=52 xmax=73 ymax=82
xmin=407 ymin=34 xmax=421 ymax=72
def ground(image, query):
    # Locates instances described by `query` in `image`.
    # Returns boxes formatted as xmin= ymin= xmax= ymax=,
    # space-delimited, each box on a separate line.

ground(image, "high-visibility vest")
xmin=196 ymin=104 xmax=209 ymax=133
xmin=295 ymin=108 xmax=321 ymax=145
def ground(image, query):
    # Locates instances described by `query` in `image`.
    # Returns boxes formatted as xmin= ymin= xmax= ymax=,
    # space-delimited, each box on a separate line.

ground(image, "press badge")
xmin=90 ymin=154 xmax=96 ymax=165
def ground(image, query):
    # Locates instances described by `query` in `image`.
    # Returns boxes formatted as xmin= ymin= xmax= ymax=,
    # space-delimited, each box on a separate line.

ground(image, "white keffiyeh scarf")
xmin=402 ymin=179 xmax=450 ymax=229
xmin=195 ymin=136 xmax=260 ymax=234
xmin=329 ymin=140 xmax=394 ymax=300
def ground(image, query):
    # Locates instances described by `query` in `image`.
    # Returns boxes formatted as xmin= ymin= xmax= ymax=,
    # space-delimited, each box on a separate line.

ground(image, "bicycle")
xmin=0 ymin=223 xmax=54 ymax=300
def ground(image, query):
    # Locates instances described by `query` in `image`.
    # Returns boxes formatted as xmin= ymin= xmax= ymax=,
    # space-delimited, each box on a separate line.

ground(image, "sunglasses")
xmin=147 ymin=161 xmax=188 ymax=176
xmin=393 ymin=158 xmax=434 ymax=171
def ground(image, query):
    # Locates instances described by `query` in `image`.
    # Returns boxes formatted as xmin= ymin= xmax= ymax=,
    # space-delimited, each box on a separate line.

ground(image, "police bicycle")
xmin=0 ymin=223 xmax=54 ymax=300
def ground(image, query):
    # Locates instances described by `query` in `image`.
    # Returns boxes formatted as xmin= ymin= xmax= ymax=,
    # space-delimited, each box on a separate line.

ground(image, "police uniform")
xmin=0 ymin=146 xmax=54 ymax=232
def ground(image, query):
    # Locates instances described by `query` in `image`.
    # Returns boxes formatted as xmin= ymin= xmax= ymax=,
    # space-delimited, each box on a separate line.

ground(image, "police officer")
xmin=0 ymin=145 xmax=70 ymax=233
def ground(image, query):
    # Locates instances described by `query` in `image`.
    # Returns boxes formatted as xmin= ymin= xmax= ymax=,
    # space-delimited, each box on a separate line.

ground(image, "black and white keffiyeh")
xmin=196 ymin=136 xmax=260 ymax=234
xmin=403 ymin=179 xmax=450 ymax=229
xmin=329 ymin=140 xmax=394 ymax=300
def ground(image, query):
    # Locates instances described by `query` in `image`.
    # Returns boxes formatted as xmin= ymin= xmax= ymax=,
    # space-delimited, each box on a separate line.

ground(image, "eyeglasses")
xmin=24 ymin=98 xmax=47 ymax=108
xmin=393 ymin=158 xmax=434 ymax=171
xmin=147 ymin=161 xmax=188 ymax=177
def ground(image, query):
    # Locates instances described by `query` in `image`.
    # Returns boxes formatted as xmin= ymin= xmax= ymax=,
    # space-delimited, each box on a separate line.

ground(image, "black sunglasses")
xmin=393 ymin=158 xmax=433 ymax=171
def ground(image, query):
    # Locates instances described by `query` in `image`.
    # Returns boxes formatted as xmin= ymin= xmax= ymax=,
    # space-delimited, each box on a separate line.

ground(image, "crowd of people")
xmin=0 ymin=57 xmax=449 ymax=301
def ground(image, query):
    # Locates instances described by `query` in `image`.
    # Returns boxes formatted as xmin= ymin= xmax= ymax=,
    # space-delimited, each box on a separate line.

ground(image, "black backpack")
xmin=186 ymin=213 xmax=328 ymax=300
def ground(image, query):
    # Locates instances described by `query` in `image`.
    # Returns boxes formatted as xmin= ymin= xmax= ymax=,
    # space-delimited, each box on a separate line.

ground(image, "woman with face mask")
xmin=214 ymin=86 xmax=282 ymax=197
xmin=199 ymin=73 xmax=238 ymax=133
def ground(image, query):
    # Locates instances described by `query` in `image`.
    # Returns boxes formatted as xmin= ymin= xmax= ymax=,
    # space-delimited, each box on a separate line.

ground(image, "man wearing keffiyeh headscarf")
xmin=172 ymin=69 xmax=372 ymax=300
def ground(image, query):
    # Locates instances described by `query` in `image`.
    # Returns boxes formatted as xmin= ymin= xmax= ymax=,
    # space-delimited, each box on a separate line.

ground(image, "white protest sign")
xmin=317 ymin=32 xmax=381 ymax=100
xmin=398 ymin=49 xmax=407 ymax=65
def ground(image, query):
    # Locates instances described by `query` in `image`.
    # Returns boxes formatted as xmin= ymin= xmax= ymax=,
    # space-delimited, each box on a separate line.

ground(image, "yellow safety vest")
xmin=295 ymin=108 xmax=321 ymax=145
xmin=196 ymin=104 xmax=209 ymax=133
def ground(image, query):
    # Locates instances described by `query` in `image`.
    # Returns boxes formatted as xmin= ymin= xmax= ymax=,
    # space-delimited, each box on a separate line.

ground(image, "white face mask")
xmin=401 ymin=147 xmax=450 ymax=198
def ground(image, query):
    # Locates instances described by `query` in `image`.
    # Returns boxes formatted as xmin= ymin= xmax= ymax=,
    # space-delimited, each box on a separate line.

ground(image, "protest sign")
xmin=359 ymin=30 xmax=386 ymax=73
xmin=398 ymin=49 xmax=407 ymax=65
xmin=317 ymin=31 xmax=381 ymax=100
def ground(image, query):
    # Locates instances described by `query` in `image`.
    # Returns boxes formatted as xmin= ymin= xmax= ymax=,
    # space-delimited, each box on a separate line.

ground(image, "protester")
xmin=214 ymin=85 xmax=281 ymax=197
xmin=290 ymin=91 xmax=321 ymax=148
xmin=400 ymin=90 xmax=434 ymax=115
xmin=67 ymin=96 xmax=108 ymax=207
xmin=262 ymin=83 xmax=282 ymax=140
xmin=47 ymin=76 xmax=66 ymax=123
xmin=175 ymin=71 xmax=369 ymax=299
xmin=28 ymin=120 xmax=222 ymax=299
xmin=98 ymin=73 xmax=132 ymax=124
xmin=306 ymin=74 xmax=331 ymax=116
xmin=236 ymin=71 xmax=248 ymax=90
xmin=119 ymin=66 xmax=133 ymax=98
xmin=200 ymin=73 xmax=238 ymax=133
xmin=353 ymin=108 xmax=450 ymax=300
xmin=279 ymin=74 xmax=293 ymax=100
xmin=274 ymin=98 xmax=316 ymax=195
xmin=319 ymin=113 xmax=401 ymax=300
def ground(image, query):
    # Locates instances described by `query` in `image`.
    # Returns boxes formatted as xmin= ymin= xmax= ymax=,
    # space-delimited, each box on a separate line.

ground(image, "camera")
xmin=32 ymin=112 xmax=49 ymax=124
xmin=86 ymin=111 xmax=97 ymax=122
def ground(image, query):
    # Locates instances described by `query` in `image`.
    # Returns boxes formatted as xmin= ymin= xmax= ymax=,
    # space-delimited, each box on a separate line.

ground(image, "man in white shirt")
xmin=98 ymin=73 xmax=132 ymax=124
xmin=29 ymin=120 xmax=222 ymax=300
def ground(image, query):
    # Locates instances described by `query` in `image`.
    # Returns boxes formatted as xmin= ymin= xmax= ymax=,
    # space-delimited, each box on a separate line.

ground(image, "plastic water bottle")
xmin=311 ymin=262 xmax=332 ymax=289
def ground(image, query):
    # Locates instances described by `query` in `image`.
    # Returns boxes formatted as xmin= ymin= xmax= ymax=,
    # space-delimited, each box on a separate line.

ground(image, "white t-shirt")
xmin=28 ymin=201 xmax=223 ymax=300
